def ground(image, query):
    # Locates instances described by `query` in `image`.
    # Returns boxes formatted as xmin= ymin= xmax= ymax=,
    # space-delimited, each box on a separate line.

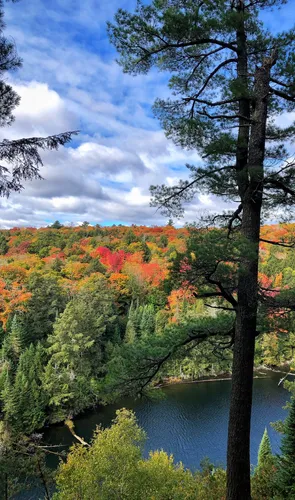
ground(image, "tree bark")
xmin=226 ymin=36 xmax=276 ymax=500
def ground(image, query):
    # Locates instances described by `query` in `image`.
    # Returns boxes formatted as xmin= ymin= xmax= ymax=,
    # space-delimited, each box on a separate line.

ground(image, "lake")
xmin=44 ymin=372 xmax=290 ymax=472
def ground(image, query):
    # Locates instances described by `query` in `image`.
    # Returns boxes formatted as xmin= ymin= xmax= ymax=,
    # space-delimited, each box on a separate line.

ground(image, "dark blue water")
xmin=44 ymin=373 xmax=290 ymax=471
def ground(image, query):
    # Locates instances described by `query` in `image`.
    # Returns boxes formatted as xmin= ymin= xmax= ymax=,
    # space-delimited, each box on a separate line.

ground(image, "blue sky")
xmin=0 ymin=0 xmax=294 ymax=228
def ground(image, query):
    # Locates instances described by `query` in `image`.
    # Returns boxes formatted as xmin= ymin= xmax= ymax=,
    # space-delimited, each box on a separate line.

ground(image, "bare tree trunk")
xmin=226 ymin=48 xmax=276 ymax=499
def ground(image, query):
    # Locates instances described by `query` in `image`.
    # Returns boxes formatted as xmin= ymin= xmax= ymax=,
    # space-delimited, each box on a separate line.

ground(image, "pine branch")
xmin=270 ymin=77 xmax=294 ymax=89
xmin=197 ymin=109 xmax=252 ymax=122
xmin=0 ymin=131 xmax=78 ymax=196
xmin=264 ymin=178 xmax=295 ymax=197
xmin=269 ymin=86 xmax=295 ymax=102
xmin=260 ymin=238 xmax=295 ymax=248
xmin=135 ymin=325 xmax=235 ymax=393
xmin=184 ymin=46 xmax=225 ymax=89
xmin=194 ymin=58 xmax=238 ymax=99
xmin=183 ymin=97 xmax=239 ymax=107
xmin=154 ymin=165 xmax=234 ymax=208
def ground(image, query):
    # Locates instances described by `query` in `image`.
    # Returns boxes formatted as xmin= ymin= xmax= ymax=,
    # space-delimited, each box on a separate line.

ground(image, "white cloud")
xmin=0 ymin=0 xmax=235 ymax=228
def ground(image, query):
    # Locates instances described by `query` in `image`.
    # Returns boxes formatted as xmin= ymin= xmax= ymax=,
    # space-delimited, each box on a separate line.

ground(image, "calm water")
xmin=44 ymin=373 xmax=290 ymax=471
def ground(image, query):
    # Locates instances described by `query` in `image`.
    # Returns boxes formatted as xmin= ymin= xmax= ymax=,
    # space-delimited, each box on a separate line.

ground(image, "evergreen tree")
xmin=140 ymin=241 xmax=151 ymax=263
xmin=43 ymin=276 xmax=117 ymax=421
xmin=3 ymin=343 xmax=47 ymax=434
xmin=23 ymin=272 xmax=68 ymax=343
xmin=109 ymin=2 xmax=295 ymax=497
xmin=125 ymin=319 xmax=137 ymax=344
xmin=1 ymin=368 xmax=15 ymax=419
xmin=51 ymin=220 xmax=63 ymax=229
xmin=276 ymin=397 xmax=295 ymax=497
xmin=129 ymin=304 xmax=144 ymax=336
xmin=1 ymin=316 xmax=26 ymax=371
xmin=257 ymin=428 xmax=273 ymax=469
xmin=0 ymin=232 xmax=8 ymax=255
xmin=140 ymin=305 xmax=155 ymax=337
xmin=159 ymin=234 xmax=168 ymax=249
xmin=124 ymin=229 xmax=137 ymax=245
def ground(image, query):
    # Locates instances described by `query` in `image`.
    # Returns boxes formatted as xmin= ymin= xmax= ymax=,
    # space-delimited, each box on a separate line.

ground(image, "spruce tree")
xmin=257 ymin=428 xmax=273 ymax=469
xmin=140 ymin=305 xmax=155 ymax=337
xmin=125 ymin=319 xmax=137 ymax=344
xmin=1 ymin=316 xmax=25 ymax=372
xmin=109 ymin=2 xmax=295 ymax=498
xmin=252 ymin=427 xmax=276 ymax=499
xmin=5 ymin=343 xmax=47 ymax=435
xmin=276 ymin=397 xmax=295 ymax=497
xmin=0 ymin=232 xmax=8 ymax=255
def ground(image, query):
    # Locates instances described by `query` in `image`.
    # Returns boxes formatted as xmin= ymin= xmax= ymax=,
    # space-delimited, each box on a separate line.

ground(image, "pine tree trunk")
xmin=226 ymin=50 xmax=276 ymax=499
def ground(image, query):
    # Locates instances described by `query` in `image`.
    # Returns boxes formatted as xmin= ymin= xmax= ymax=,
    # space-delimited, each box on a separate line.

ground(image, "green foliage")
xmin=276 ymin=397 xmax=295 ymax=497
xmin=0 ymin=232 xmax=8 ymax=255
xmin=43 ymin=276 xmax=118 ymax=421
xmin=0 ymin=428 xmax=54 ymax=499
xmin=51 ymin=220 xmax=63 ymax=229
xmin=3 ymin=343 xmax=48 ymax=434
xmin=1 ymin=315 xmax=26 ymax=371
xmin=257 ymin=428 xmax=273 ymax=469
xmin=124 ymin=229 xmax=137 ymax=245
xmin=251 ymin=427 xmax=278 ymax=499
xmin=140 ymin=304 xmax=155 ymax=337
xmin=54 ymin=408 xmax=226 ymax=500
xmin=159 ymin=234 xmax=168 ymax=248
xmin=24 ymin=272 xmax=68 ymax=343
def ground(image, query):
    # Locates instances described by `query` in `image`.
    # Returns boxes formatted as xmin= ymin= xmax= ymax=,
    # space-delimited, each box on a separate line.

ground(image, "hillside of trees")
xmin=1 ymin=0 xmax=295 ymax=496
xmin=0 ymin=222 xmax=294 ymax=433
xmin=0 ymin=222 xmax=295 ymax=498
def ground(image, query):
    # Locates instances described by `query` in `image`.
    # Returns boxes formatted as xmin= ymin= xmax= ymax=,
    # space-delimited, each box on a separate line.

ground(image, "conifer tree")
xmin=1 ymin=316 xmax=26 ymax=372
xmin=140 ymin=305 xmax=155 ymax=337
xmin=109 ymin=2 xmax=295 ymax=498
xmin=252 ymin=428 xmax=276 ymax=499
xmin=5 ymin=343 xmax=47 ymax=434
xmin=125 ymin=319 xmax=137 ymax=344
xmin=276 ymin=397 xmax=295 ymax=497
xmin=0 ymin=232 xmax=8 ymax=255
xmin=257 ymin=428 xmax=273 ymax=469
xmin=43 ymin=277 xmax=117 ymax=420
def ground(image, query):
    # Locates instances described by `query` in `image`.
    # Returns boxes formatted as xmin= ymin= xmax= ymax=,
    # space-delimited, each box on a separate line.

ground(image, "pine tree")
xmin=109 ymin=2 xmax=295 ymax=498
xmin=124 ymin=229 xmax=137 ymax=245
xmin=276 ymin=397 xmax=295 ymax=497
xmin=0 ymin=2 xmax=76 ymax=197
xmin=130 ymin=305 xmax=143 ymax=336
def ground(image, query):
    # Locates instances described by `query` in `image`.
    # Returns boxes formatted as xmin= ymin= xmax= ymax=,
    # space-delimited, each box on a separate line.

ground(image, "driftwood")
xmin=65 ymin=419 xmax=90 ymax=446
xmin=278 ymin=372 xmax=291 ymax=387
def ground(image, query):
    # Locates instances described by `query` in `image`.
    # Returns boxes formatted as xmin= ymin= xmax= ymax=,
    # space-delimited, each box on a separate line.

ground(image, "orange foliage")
xmin=0 ymin=279 xmax=31 ymax=327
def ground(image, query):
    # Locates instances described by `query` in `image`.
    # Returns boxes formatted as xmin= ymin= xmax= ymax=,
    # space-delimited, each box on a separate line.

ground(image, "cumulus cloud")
xmin=0 ymin=0 xmax=237 ymax=228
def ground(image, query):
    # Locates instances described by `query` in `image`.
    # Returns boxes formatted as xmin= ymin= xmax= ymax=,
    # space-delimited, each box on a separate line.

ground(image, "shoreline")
xmin=156 ymin=366 xmax=294 ymax=388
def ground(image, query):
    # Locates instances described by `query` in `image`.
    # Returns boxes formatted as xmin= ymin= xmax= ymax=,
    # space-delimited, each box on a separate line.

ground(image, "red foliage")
xmin=91 ymin=247 xmax=130 ymax=272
